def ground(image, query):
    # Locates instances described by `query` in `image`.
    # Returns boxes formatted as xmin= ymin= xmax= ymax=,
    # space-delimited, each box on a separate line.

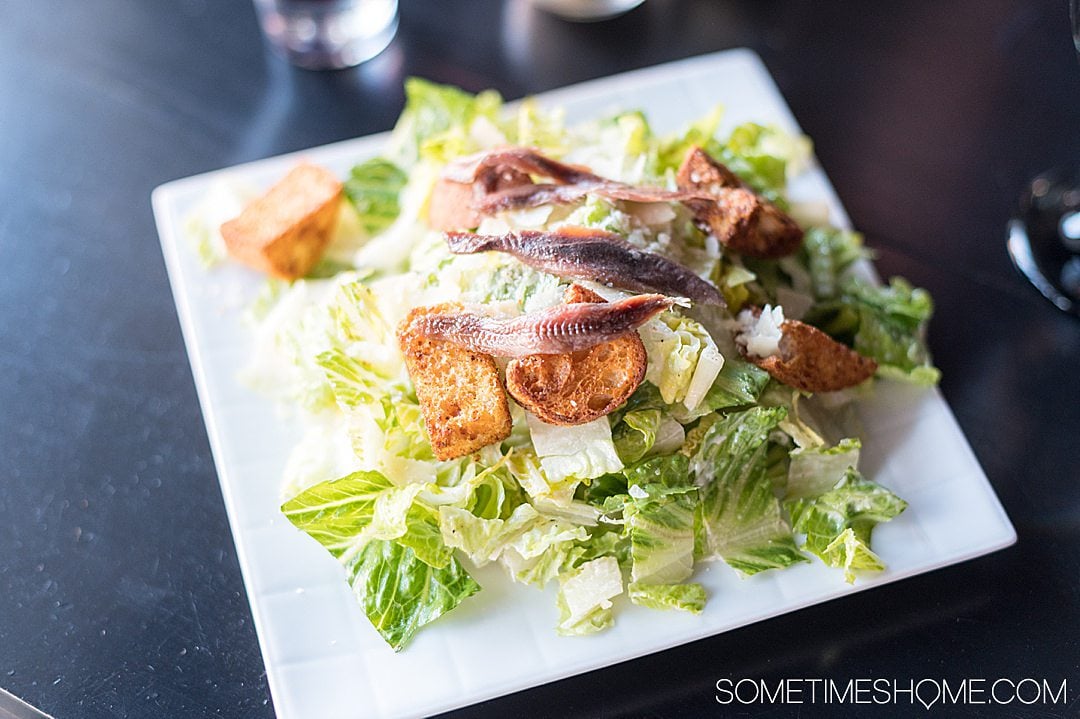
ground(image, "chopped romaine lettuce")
xmin=624 ymin=479 xmax=697 ymax=585
xmin=690 ymin=407 xmax=808 ymax=575
xmin=787 ymin=468 xmax=907 ymax=583
xmin=628 ymin=582 xmax=706 ymax=614
xmin=388 ymin=77 xmax=503 ymax=166
xmin=687 ymin=359 xmax=771 ymax=419
xmin=611 ymin=408 xmax=685 ymax=464
xmin=281 ymin=416 xmax=361 ymax=500
xmin=527 ymin=414 xmax=624 ymax=491
xmin=438 ymin=503 xmax=586 ymax=567
xmin=799 ymin=226 xmax=868 ymax=300
xmin=710 ymin=122 xmax=813 ymax=205
xmin=511 ymin=99 xmax=567 ymax=155
xmin=281 ymin=469 xmax=396 ymax=558
xmin=343 ymin=157 xmax=408 ymax=237
xmin=806 ymin=276 xmax=940 ymax=385
xmin=239 ymin=275 xmax=356 ymax=413
xmin=656 ymin=104 xmax=724 ymax=173
xmin=786 ymin=438 xmax=861 ymax=500
xmin=846 ymin=277 xmax=939 ymax=384
xmin=556 ymin=557 xmax=623 ymax=636
xmin=346 ymin=539 xmax=480 ymax=651
xmin=639 ymin=311 xmax=723 ymax=410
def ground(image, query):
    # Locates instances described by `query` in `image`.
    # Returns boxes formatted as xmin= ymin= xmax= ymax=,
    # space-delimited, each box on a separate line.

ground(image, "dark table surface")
xmin=3 ymin=1 xmax=1080 ymax=717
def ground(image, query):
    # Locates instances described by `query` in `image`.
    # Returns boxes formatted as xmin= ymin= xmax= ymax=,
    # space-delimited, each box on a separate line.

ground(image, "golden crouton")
xmin=398 ymin=304 xmax=512 ymax=460
xmin=427 ymin=166 xmax=532 ymax=231
xmin=220 ymin=163 xmax=342 ymax=280
xmin=676 ymin=146 xmax=743 ymax=191
xmin=427 ymin=178 xmax=481 ymax=232
xmin=505 ymin=286 xmax=647 ymax=426
xmin=746 ymin=315 xmax=878 ymax=393
xmin=676 ymin=146 xmax=803 ymax=259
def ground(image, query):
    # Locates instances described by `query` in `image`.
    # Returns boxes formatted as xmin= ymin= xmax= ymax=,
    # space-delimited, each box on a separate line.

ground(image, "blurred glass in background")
xmin=1005 ymin=0 xmax=1080 ymax=316
xmin=253 ymin=0 xmax=398 ymax=70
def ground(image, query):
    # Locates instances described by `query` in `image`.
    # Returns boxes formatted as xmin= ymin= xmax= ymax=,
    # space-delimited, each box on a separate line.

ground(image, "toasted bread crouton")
xmin=398 ymin=304 xmax=512 ymax=460
xmin=742 ymin=314 xmax=878 ymax=393
xmin=220 ymin=163 xmax=342 ymax=280
xmin=676 ymin=145 xmax=743 ymax=191
xmin=505 ymin=286 xmax=647 ymax=426
xmin=676 ymin=146 xmax=803 ymax=259
xmin=427 ymin=166 xmax=532 ymax=231
xmin=427 ymin=178 xmax=481 ymax=232
xmin=562 ymin=283 xmax=608 ymax=305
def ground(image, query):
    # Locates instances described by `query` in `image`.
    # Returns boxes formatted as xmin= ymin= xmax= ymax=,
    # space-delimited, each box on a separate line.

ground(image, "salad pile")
xmin=192 ymin=79 xmax=938 ymax=651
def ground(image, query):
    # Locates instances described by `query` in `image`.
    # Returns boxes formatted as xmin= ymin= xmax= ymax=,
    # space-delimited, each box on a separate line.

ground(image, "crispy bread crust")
xmin=746 ymin=316 xmax=878 ymax=393
xmin=398 ymin=304 xmax=512 ymax=460
xmin=427 ymin=167 xmax=532 ymax=231
xmin=676 ymin=146 xmax=803 ymax=259
xmin=220 ymin=163 xmax=342 ymax=280
xmin=505 ymin=286 xmax=647 ymax=425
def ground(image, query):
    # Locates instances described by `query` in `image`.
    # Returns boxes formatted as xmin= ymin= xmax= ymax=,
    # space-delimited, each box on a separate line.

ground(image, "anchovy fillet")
xmin=443 ymin=147 xmax=711 ymax=213
xmin=443 ymin=147 xmax=597 ymax=185
xmin=410 ymin=294 xmax=675 ymax=357
xmin=446 ymin=229 xmax=725 ymax=306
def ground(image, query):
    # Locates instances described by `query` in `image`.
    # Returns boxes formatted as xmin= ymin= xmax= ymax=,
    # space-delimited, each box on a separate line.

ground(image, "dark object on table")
xmin=1007 ymin=169 xmax=1080 ymax=316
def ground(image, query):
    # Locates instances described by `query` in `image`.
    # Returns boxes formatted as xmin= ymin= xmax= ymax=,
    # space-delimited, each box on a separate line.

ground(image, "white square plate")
xmin=152 ymin=49 xmax=1016 ymax=719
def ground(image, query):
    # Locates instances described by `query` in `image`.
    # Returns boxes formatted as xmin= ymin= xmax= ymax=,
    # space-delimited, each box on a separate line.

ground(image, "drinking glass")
xmin=1006 ymin=0 xmax=1080 ymax=316
xmin=253 ymin=0 xmax=398 ymax=70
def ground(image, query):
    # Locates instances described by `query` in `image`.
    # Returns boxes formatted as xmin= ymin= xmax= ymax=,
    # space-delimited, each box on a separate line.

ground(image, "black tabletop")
xmin=3 ymin=1 xmax=1079 ymax=717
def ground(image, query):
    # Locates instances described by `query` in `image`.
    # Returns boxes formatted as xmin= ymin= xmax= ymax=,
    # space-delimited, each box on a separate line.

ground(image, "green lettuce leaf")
xmin=281 ymin=469 xmax=451 ymax=566
xmin=388 ymin=77 xmax=503 ymax=165
xmin=576 ymin=527 xmax=631 ymax=567
xmin=623 ymin=453 xmax=694 ymax=489
xmin=343 ymin=158 xmax=408 ymax=237
xmin=612 ymin=409 xmax=685 ymax=464
xmin=639 ymin=312 xmax=723 ymax=409
xmin=346 ymin=539 xmax=480 ymax=651
xmin=692 ymin=359 xmax=771 ymax=417
xmin=239 ymin=276 xmax=358 ymax=413
xmin=624 ymin=480 xmax=698 ymax=585
xmin=501 ymin=537 xmax=585 ymax=588
xmin=656 ymin=104 xmax=724 ymax=173
xmin=847 ymin=278 xmax=939 ymax=384
xmin=824 ymin=528 xmax=887 ymax=581
xmin=555 ymin=556 xmax=623 ymax=636
xmin=798 ymin=226 xmax=868 ymax=300
xmin=396 ymin=503 xmax=453 ymax=568
xmin=786 ymin=438 xmax=861 ymax=500
xmin=561 ymin=195 xmax=633 ymax=236
xmin=438 ymin=503 xmax=587 ymax=566
xmin=628 ymin=582 xmax=706 ymax=614
xmin=526 ymin=414 xmax=623 ymax=493
xmin=283 ymin=470 xmax=475 ymax=650
xmin=805 ymin=275 xmax=939 ymax=385
xmin=509 ymin=98 xmax=567 ymax=155
xmin=281 ymin=470 xmax=395 ymax=557
xmin=712 ymin=122 xmax=812 ymax=204
xmin=691 ymin=407 xmax=808 ymax=575
xmin=472 ymin=259 xmax=564 ymax=312
xmin=787 ymin=468 xmax=907 ymax=583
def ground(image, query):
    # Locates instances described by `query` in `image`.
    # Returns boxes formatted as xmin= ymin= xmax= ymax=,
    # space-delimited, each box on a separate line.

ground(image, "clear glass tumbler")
xmin=253 ymin=0 xmax=398 ymax=70
xmin=1006 ymin=0 xmax=1080 ymax=316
